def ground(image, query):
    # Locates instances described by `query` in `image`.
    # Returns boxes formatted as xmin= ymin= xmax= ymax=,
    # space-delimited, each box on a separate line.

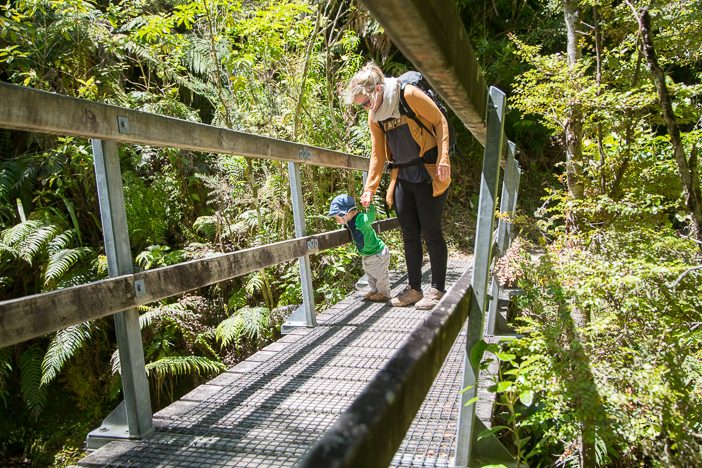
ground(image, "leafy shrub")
xmin=497 ymin=231 xmax=702 ymax=466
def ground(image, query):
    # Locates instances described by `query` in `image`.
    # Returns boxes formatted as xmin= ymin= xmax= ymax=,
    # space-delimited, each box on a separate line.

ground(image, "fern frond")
xmin=41 ymin=322 xmax=92 ymax=385
xmin=2 ymin=221 xmax=61 ymax=264
xmin=0 ymin=159 xmax=24 ymax=202
xmin=215 ymin=306 xmax=270 ymax=348
xmin=0 ymin=347 xmax=13 ymax=407
xmin=55 ymin=269 xmax=95 ymax=289
xmin=22 ymin=223 xmax=61 ymax=261
xmin=193 ymin=215 xmax=217 ymax=238
xmin=44 ymin=247 xmax=94 ymax=287
xmin=139 ymin=302 xmax=197 ymax=330
xmin=47 ymin=229 xmax=77 ymax=254
xmin=0 ymin=240 xmax=19 ymax=260
xmin=145 ymin=355 xmax=225 ymax=380
xmin=111 ymin=349 xmax=120 ymax=375
xmin=2 ymin=220 xmax=42 ymax=245
xmin=245 ymin=272 xmax=266 ymax=296
xmin=184 ymin=38 xmax=213 ymax=76
xmin=20 ymin=345 xmax=47 ymax=418
xmin=139 ymin=308 xmax=162 ymax=329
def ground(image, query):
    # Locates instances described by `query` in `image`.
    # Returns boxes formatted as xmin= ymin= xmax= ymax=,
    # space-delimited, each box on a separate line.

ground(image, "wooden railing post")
xmin=86 ymin=139 xmax=153 ymax=449
xmin=281 ymin=160 xmax=317 ymax=333
xmin=486 ymin=141 xmax=521 ymax=336
xmin=455 ymin=87 xmax=506 ymax=466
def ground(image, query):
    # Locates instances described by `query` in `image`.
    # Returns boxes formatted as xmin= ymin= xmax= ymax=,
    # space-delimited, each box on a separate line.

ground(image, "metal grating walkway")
xmin=77 ymin=257 xmax=496 ymax=467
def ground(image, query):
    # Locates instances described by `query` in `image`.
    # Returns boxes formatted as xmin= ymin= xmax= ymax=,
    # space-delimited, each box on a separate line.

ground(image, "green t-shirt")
xmin=347 ymin=204 xmax=386 ymax=256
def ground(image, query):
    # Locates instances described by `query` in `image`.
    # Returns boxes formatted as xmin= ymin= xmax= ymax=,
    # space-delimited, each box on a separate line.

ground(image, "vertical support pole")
xmin=281 ymin=161 xmax=317 ymax=333
xmin=486 ymin=141 xmax=520 ymax=335
xmin=87 ymin=139 xmax=153 ymax=448
xmin=454 ymin=87 xmax=505 ymax=466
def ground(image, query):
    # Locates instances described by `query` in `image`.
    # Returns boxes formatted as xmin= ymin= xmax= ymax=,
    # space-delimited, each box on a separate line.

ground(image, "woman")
xmin=344 ymin=62 xmax=451 ymax=309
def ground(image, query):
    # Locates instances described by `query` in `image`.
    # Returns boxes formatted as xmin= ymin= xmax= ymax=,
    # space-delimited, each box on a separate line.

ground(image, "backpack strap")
xmin=398 ymin=84 xmax=437 ymax=140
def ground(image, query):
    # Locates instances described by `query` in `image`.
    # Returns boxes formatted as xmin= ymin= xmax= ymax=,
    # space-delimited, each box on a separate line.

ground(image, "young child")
xmin=328 ymin=194 xmax=391 ymax=302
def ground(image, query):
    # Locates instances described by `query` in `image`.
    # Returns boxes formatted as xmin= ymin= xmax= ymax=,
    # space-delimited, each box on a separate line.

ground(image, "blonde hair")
xmin=343 ymin=61 xmax=385 ymax=105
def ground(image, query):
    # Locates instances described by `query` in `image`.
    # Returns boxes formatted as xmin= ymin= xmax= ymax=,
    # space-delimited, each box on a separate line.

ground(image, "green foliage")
xmin=122 ymin=171 xmax=184 ymax=252
xmin=0 ymin=347 xmax=12 ymax=408
xmin=2 ymin=220 xmax=60 ymax=264
xmin=136 ymin=245 xmax=186 ymax=270
xmin=41 ymin=323 xmax=92 ymax=387
xmin=145 ymin=355 xmax=225 ymax=381
xmin=499 ymin=232 xmax=702 ymax=466
xmin=19 ymin=345 xmax=47 ymax=419
xmin=216 ymin=306 xmax=273 ymax=351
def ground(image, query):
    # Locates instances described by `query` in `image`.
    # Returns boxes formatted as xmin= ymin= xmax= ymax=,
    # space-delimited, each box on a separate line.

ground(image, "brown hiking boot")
xmin=415 ymin=287 xmax=445 ymax=310
xmin=368 ymin=292 xmax=390 ymax=302
xmin=363 ymin=290 xmax=377 ymax=300
xmin=390 ymin=286 xmax=423 ymax=307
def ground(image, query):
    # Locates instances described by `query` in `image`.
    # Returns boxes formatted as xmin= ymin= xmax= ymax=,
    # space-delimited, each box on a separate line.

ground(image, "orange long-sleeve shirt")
xmin=364 ymin=84 xmax=451 ymax=207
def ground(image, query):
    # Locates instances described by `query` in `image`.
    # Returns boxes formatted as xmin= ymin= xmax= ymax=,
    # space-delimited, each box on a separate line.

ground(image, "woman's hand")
xmin=360 ymin=190 xmax=373 ymax=207
xmin=437 ymin=164 xmax=451 ymax=182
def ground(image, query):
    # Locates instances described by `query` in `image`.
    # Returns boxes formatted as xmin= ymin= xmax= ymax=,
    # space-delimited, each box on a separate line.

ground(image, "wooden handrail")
xmin=0 ymin=219 xmax=399 ymax=348
xmin=0 ymin=82 xmax=368 ymax=171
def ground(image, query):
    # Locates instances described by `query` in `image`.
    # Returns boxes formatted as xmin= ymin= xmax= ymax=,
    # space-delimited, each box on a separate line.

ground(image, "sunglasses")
xmin=357 ymin=94 xmax=374 ymax=109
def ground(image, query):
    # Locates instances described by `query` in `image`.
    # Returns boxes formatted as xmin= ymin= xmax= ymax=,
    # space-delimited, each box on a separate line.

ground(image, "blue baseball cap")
xmin=328 ymin=194 xmax=356 ymax=217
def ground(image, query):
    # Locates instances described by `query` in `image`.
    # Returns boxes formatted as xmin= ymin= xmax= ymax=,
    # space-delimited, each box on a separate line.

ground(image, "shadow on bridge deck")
xmin=77 ymin=257 xmax=494 ymax=467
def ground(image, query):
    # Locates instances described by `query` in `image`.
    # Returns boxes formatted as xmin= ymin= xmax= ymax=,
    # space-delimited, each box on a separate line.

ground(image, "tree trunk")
xmin=564 ymin=3 xmax=595 ymax=464
xmin=564 ymin=0 xmax=585 ymax=203
xmin=630 ymin=5 xmax=702 ymax=243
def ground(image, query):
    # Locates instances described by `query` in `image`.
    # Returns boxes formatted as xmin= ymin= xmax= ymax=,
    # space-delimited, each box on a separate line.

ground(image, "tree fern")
xmin=1 ymin=220 xmax=60 ymax=264
xmin=2 ymin=220 xmax=42 ymax=247
xmin=21 ymin=223 xmax=60 ymax=262
xmin=216 ymin=306 xmax=270 ymax=349
xmin=19 ymin=345 xmax=47 ymax=418
xmin=44 ymin=247 xmax=94 ymax=288
xmin=145 ymin=355 xmax=225 ymax=380
xmin=41 ymin=322 xmax=92 ymax=385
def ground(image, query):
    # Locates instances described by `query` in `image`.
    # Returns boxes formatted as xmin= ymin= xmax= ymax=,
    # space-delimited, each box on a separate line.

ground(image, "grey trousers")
xmin=361 ymin=247 xmax=391 ymax=295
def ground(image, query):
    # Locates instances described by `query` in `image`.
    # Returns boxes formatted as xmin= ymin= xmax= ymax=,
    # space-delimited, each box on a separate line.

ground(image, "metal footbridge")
xmin=0 ymin=0 xmax=522 ymax=466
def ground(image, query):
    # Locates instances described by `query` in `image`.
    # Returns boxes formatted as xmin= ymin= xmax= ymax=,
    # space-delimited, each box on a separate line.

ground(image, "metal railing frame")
xmin=0 ymin=81 xmax=393 ymax=448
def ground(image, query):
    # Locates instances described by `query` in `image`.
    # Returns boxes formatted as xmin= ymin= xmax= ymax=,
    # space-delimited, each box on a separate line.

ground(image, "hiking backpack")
xmin=392 ymin=71 xmax=459 ymax=157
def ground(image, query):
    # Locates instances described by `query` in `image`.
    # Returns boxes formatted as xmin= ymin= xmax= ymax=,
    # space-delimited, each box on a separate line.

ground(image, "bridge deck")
xmin=78 ymin=257 xmax=496 ymax=467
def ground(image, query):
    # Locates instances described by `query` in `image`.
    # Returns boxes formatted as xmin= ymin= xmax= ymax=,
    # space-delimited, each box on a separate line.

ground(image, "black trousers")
xmin=394 ymin=178 xmax=448 ymax=291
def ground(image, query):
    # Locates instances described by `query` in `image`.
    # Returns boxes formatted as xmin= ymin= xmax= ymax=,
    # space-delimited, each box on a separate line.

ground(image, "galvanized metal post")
xmin=281 ymin=161 xmax=317 ymax=333
xmin=87 ymin=139 xmax=153 ymax=449
xmin=454 ymin=87 xmax=505 ymax=466
xmin=486 ymin=142 xmax=520 ymax=335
